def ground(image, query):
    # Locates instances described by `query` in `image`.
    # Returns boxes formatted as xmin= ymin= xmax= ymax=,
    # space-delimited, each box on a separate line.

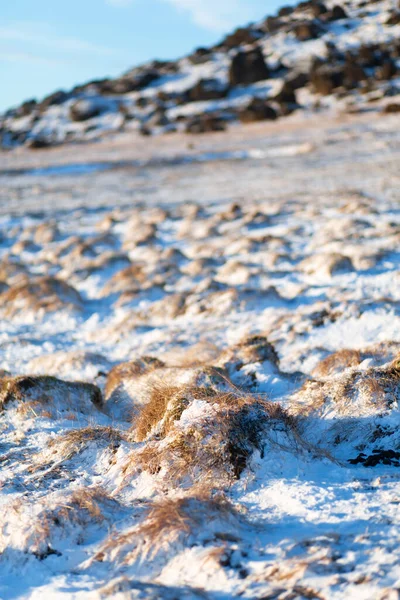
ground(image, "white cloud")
xmin=0 ymin=22 xmax=119 ymax=57
xmin=105 ymin=0 xmax=257 ymax=32
xmin=165 ymin=0 xmax=254 ymax=32
xmin=0 ymin=51 xmax=62 ymax=66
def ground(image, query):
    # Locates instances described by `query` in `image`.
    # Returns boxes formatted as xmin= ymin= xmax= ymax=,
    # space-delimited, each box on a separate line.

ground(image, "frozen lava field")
xmin=1 ymin=111 xmax=400 ymax=599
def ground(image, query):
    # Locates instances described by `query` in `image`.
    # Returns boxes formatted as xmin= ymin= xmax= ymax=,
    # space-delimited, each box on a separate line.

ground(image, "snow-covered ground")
xmin=1 ymin=112 xmax=400 ymax=599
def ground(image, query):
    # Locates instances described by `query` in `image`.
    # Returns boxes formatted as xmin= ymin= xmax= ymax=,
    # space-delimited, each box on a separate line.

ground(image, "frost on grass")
xmin=0 ymin=375 xmax=103 ymax=417
xmin=3 ymin=108 xmax=400 ymax=598
xmin=0 ymin=276 xmax=83 ymax=319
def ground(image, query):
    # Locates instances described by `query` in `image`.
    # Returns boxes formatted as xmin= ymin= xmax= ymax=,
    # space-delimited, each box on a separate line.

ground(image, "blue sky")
xmin=1 ymin=0 xmax=290 ymax=112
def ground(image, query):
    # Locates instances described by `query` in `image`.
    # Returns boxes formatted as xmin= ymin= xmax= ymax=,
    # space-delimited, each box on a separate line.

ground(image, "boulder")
xmin=185 ymin=114 xmax=226 ymax=134
xmin=188 ymin=47 xmax=212 ymax=65
xmin=274 ymin=74 xmax=307 ymax=104
xmin=15 ymin=99 xmax=37 ymax=118
xmin=343 ymin=58 xmax=367 ymax=89
xmin=325 ymin=4 xmax=348 ymax=21
xmin=238 ymin=99 xmax=278 ymax=123
xmin=229 ymin=47 xmax=269 ymax=86
xmin=265 ymin=16 xmax=285 ymax=33
xmin=25 ymin=135 xmax=54 ymax=150
xmin=222 ymin=27 xmax=262 ymax=49
xmin=293 ymin=20 xmax=324 ymax=41
xmin=311 ymin=2 xmax=328 ymax=17
xmin=311 ymin=64 xmax=344 ymax=94
xmin=69 ymin=98 xmax=109 ymax=122
xmin=278 ymin=5 xmax=294 ymax=16
xmin=376 ymin=59 xmax=397 ymax=80
xmin=187 ymin=79 xmax=229 ymax=102
xmin=145 ymin=109 xmax=169 ymax=128
xmin=386 ymin=11 xmax=400 ymax=25
xmin=383 ymin=103 xmax=400 ymax=113
xmin=39 ymin=90 xmax=68 ymax=111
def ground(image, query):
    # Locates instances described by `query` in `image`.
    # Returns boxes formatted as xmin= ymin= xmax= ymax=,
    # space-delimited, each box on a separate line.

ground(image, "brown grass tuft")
xmin=96 ymin=491 xmax=242 ymax=564
xmin=26 ymin=486 xmax=117 ymax=559
xmin=122 ymin=388 xmax=298 ymax=488
xmin=0 ymin=276 xmax=82 ymax=317
xmin=105 ymin=356 xmax=165 ymax=400
xmin=0 ymin=375 xmax=103 ymax=414
xmin=312 ymin=349 xmax=361 ymax=378
xmin=30 ymin=426 xmax=125 ymax=471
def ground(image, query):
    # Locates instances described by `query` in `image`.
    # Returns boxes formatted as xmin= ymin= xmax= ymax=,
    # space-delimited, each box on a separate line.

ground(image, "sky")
xmin=0 ymin=0 xmax=291 ymax=113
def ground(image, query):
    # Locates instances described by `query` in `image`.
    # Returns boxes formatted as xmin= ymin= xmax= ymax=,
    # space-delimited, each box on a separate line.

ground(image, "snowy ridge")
xmin=1 ymin=0 xmax=400 ymax=148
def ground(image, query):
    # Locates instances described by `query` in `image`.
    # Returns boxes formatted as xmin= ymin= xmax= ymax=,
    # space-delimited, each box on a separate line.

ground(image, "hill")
xmin=1 ymin=0 xmax=400 ymax=149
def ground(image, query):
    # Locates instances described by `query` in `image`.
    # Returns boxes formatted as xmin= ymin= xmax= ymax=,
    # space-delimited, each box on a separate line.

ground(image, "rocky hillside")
xmin=2 ymin=0 xmax=400 ymax=149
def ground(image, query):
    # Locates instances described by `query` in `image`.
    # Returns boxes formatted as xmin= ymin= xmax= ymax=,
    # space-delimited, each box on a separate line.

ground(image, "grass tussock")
xmin=162 ymin=341 xmax=221 ymax=369
xmin=0 ymin=276 xmax=82 ymax=317
xmin=27 ymin=487 xmax=117 ymax=559
xmin=30 ymin=426 xmax=125 ymax=471
xmin=292 ymin=365 xmax=400 ymax=419
xmin=121 ymin=384 xmax=298 ymax=488
xmin=105 ymin=356 xmax=165 ymax=400
xmin=95 ymin=490 xmax=243 ymax=564
xmin=0 ymin=375 xmax=103 ymax=414
xmin=132 ymin=381 xmax=216 ymax=443
xmin=312 ymin=349 xmax=361 ymax=378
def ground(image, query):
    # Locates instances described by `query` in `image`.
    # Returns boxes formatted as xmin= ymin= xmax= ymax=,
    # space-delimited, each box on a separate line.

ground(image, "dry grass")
xmin=0 ymin=375 xmax=103 ymax=414
xmin=29 ymin=426 xmax=125 ymax=471
xmin=292 ymin=365 xmax=400 ymax=420
xmin=133 ymin=382 xmax=190 ymax=442
xmin=122 ymin=386 xmax=299 ymax=488
xmin=105 ymin=356 xmax=165 ymax=400
xmin=162 ymin=341 xmax=221 ymax=369
xmin=0 ymin=276 xmax=82 ymax=317
xmin=95 ymin=490 xmax=243 ymax=564
xmin=27 ymin=486 xmax=117 ymax=558
xmin=312 ymin=349 xmax=361 ymax=378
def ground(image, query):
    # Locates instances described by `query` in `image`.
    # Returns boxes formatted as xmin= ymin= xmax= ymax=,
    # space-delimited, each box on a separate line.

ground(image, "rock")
xmin=188 ymin=47 xmax=212 ymax=65
xmin=325 ymin=4 xmax=348 ymax=20
xmin=25 ymin=136 xmax=54 ymax=149
xmin=386 ymin=11 xmax=400 ymax=25
xmin=15 ymin=99 xmax=37 ymax=118
xmin=229 ymin=47 xmax=269 ymax=86
xmin=264 ymin=16 xmax=285 ymax=33
xmin=238 ymin=99 xmax=278 ymax=123
xmin=311 ymin=2 xmax=328 ymax=17
xmin=355 ymin=44 xmax=380 ymax=67
xmin=39 ymin=90 xmax=68 ymax=111
xmin=274 ymin=74 xmax=306 ymax=104
xmin=145 ymin=109 xmax=169 ymax=128
xmin=187 ymin=79 xmax=229 ymax=102
xmin=376 ymin=60 xmax=397 ymax=80
xmin=343 ymin=58 xmax=367 ymax=89
xmin=222 ymin=27 xmax=262 ymax=49
xmin=383 ymin=103 xmax=400 ymax=113
xmin=185 ymin=114 xmax=226 ymax=134
xmin=293 ymin=20 xmax=324 ymax=41
xmin=311 ymin=64 xmax=344 ymax=94
xmin=278 ymin=5 xmax=294 ymax=16
xmin=69 ymin=98 xmax=109 ymax=122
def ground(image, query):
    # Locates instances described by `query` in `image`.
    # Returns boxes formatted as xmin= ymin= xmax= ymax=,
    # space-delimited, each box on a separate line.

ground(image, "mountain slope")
xmin=1 ymin=0 xmax=400 ymax=149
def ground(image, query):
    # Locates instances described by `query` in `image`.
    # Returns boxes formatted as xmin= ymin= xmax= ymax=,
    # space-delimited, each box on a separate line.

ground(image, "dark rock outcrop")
xmin=238 ymin=99 xmax=278 ymax=123
xmin=229 ymin=48 xmax=269 ymax=86
xmin=185 ymin=114 xmax=226 ymax=134
xmin=187 ymin=79 xmax=229 ymax=102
